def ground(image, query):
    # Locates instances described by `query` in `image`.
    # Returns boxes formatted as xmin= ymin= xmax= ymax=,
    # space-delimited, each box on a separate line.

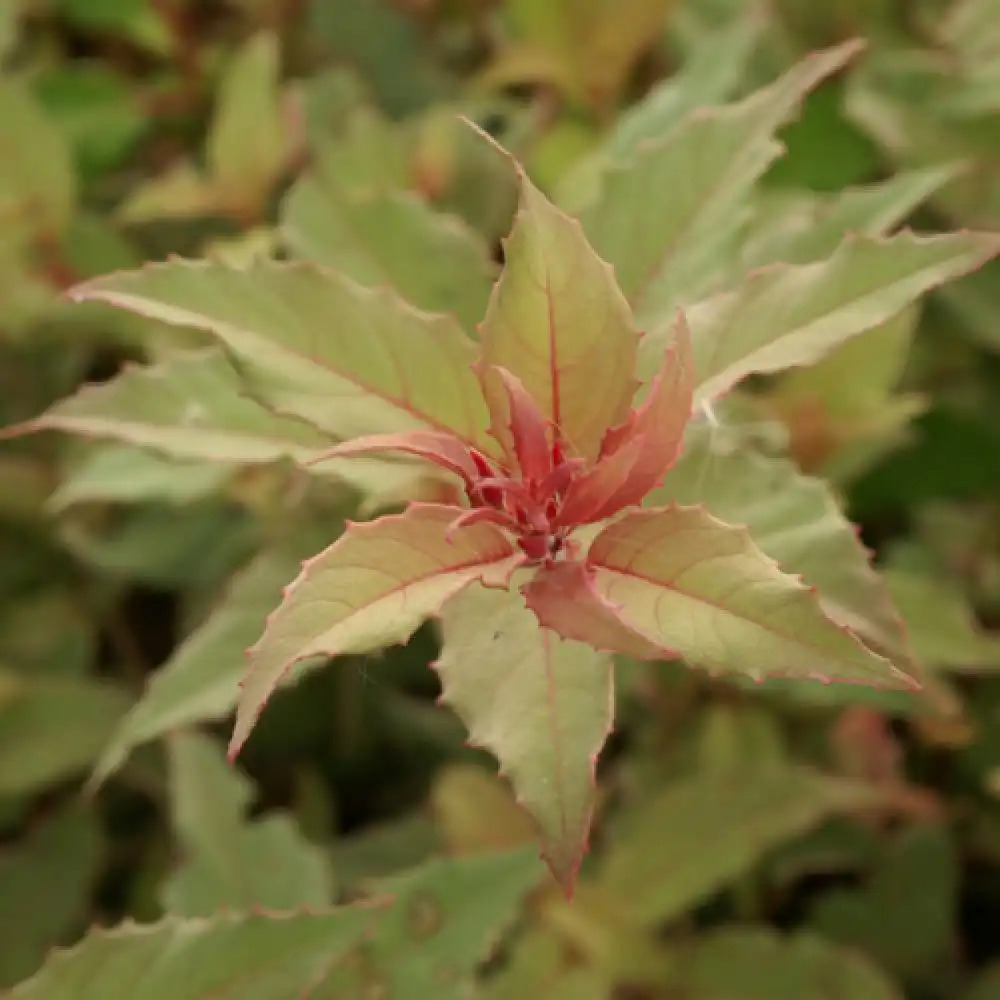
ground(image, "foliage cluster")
xmin=3 ymin=1 xmax=1000 ymax=997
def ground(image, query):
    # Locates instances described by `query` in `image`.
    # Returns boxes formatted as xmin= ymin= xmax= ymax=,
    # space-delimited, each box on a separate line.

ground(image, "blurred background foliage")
xmin=3 ymin=0 xmax=1000 ymax=997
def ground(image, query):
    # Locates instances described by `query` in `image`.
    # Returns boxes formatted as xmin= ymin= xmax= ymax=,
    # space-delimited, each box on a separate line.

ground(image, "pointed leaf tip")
xmin=583 ymin=505 xmax=919 ymax=690
xmin=227 ymin=504 xmax=520 ymax=759
xmin=476 ymin=138 xmax=640 ymax=461
xmin=436 ymin=586 xmax=614 ymax=892
xmin=557 ymin=311 xmax=694 ymax=525
xmin=70 ymin=258 xmax=496 ymax=451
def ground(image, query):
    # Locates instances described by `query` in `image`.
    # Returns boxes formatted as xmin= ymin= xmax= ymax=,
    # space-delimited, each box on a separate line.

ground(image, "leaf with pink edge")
xmin=228 ymin=504 xmax=521 ymax=760
xmin=435 ymin=584 xmax=614 ymax=893
xmin=580 ymin=41 xmax=865 ymax=326
xmin=472 ymin=128 xmax=640 ymax=462
xmin=556 ymin=311 xmax=694 ymax=525
xmin=641 ymin=230 xmax=1000 ymax=405
xmin=578 ymin=505 xmax=920 ymax=689
xmin=309 ymin=430 xmax=482 ymax=490
xmin=522 ymin=561 xmax=668 ymax=661
xmin=70 ymin=260 xmax=496 ymax=452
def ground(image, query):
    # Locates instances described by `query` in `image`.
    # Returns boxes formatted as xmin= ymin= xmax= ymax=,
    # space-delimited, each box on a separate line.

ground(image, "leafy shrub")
xmin=3 ymin=1 xmax=1000 ymax=997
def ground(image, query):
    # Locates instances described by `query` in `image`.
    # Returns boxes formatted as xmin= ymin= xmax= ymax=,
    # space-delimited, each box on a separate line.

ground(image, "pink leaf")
xmin=557 ymin=312 xmax=694 ymax=525
xmin=523 ymin=561 xmax=671 ymax=660
xmin=489 ymin=365 xmax=553 ymax=484
xmin=306 ymin=431 xmax=483 ymax=489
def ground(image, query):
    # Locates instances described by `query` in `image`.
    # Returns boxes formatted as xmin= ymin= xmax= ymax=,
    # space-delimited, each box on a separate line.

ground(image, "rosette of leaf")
xmin=16 ymin=42 xmax=1000 ymax=892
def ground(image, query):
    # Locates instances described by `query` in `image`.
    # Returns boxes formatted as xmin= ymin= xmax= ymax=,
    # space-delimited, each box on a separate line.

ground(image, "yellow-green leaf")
xmin=229 ymin=505 xmax=520 ymax=759
xmin=476 ymin=134 xmax=639 ymax=461
xmin=583 ymin=505 xmax=918 ymax=688
xmin=71 ymin=260 xmax=495 ymax=451
xmin=162 ymin=732 xmax=334 ymax=916
xmin=13 ymin=350 xmax=332 ymax=465
xmin=600 ymin=763 xmax=880 ymax=926
xmin=206 ymin=32 xmax=296 ymax=219
xmin=436 ymin=585 xmax=614 ymax=891
xmin=650 ymin=428 xmax=916 ymax=675
xmin=649 ymin=231 xmax=1000 ymax=405
xmin=581 ymin=42 xmax=863 ymax=327
xmin=282 ymin=170 xmax=495 ymax=334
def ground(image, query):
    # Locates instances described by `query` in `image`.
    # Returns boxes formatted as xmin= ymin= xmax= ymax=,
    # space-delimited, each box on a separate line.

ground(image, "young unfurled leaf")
xmin=436 ymin=585 xmax=614 ymax=891
xmin=581 ymin=41 xmax=864 ymax=326
xmin=475 ymin=132 xmax=640 ymax=462
xmin=555 ymin=313 xmax=694 ymax=525
xmin=646 ymin=230 xmax=1000 ymax=405
xmin=228 ymin=504 xmax=521 ymax=760
xmin=550 ymin=505 xmax=918 ymax=689
xmin=522 ymin=561 xmax=666 ymax=661
xmin=71 ymin=261 xmax=495 ymax=451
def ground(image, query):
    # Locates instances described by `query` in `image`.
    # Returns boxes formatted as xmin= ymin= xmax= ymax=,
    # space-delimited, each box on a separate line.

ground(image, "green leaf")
xmin=649 ymin=428 xmax=915 ymax=674
xmin=431 ymin=763 xmax=538 ymax=856
xmin=0 ymin=805 xmax=101 ymax=989
xmin=496 ymin=0 xmax=672 ymax=109
xmin=34 ymin=64 xmax=146 ymax=181
xmin=6 ymin=909 xmax=375 ymax=1000
xmin=15 ymin=350 xmax=333 ymax=466
xmin=580 ymin=42 xmax=863 ymax=327
xmin=206 ymin=32 xmax=295 ymax=220
xmin=0 ymin=592 xmax=93 ymax=679
xmin=50 ymin=446 xmax=231 ymax=510
xmin=162 ymin=732 xmax=334 ymax=916
xmin=668 ymin=927 xmax=902 ymax=1000
xmin=7 ymin=850 xmax=539 ymax=999
xmin=71 ymin=261 xmax=495 ymax=451
xmin=116 ymin=162 xmax=216 ymax=224
xmin=742 ymin=165 xmax=962 ymax=269
xmin=282 ymin=162 xmax=496 ymax=334
xmin=436 ymin=585 xmax=614 ymax=891
xmin=811 ymin=824 xmax=958 ymax=983
xmin=605 ymin=10 xmax=765 ymax=161
xmin=229 ymin=504 xmax=520 ymax=759
xmin=91 ymin=538 xmax=326 ymax=785
xmin=599 ymin=763 xmax=880 ymax=926
xmin=580 ymin=505 xmax=917 ymax=688
xmin=0 ymin=79 xmax=76 ymax=240
xmin=476 ymin=134 xmax=640 ymax=462
xmin=885 ymin=568 xmax=1000 ymax=671
xmin=51 ymin=0 xmax=171 ymax=53
xmin=653 ymin=231 xmax=1000 ymax=406
xmin=480 ymin=929 xmax=611 ymax=1000
xmin=0 ymin=671 xmax=129 ymax=796
xmin=311 ymin=848 xmax=542 ymax=998
xmin=308 ymin=0 xmax=452 ymax=117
